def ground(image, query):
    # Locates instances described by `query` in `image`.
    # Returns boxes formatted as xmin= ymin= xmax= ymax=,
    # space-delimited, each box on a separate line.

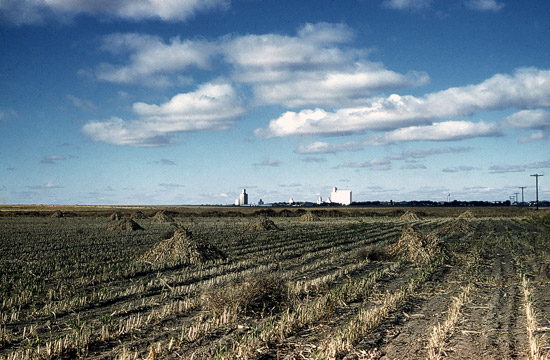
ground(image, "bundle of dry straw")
xmin=140 ymin=227 xmax=225 ymax=265
xmin=299 ymin=211 xmax=320 ymax=222
xmin=391 ymin=226 xmax=440 ymax=264
xmin=242 ymin=216 xmax=280 ymax=231
xmin=108 ymin=219 xmax=144 ymax=231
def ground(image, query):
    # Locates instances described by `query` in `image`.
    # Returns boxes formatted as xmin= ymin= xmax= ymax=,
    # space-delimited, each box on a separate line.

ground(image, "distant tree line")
xmin=262 ymin=200 xmax=549 ymax=208
xmin=350 ymin=200 xmax=549 ymax=207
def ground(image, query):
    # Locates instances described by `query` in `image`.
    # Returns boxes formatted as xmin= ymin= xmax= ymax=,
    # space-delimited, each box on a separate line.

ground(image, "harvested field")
xmin=0 ymin=206 xmax=549 ymax=359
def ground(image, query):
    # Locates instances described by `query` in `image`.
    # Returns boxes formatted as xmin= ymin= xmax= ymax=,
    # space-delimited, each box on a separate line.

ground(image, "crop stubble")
xmin=0 ymin=207 xmax=548 ymax=359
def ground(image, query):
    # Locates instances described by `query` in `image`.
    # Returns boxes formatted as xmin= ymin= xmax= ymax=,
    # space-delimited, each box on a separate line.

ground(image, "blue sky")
xmin=1 ymin=0 xmax=549 ymax=205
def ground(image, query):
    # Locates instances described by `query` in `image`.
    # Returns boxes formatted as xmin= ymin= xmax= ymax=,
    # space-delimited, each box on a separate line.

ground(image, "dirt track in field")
xmin=370 ymin=239 xmax=527 ymax=359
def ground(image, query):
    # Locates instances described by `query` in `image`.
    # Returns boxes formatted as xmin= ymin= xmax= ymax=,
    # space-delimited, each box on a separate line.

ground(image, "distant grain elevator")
xmin=235 ymin=189 xmax=248 ymax=206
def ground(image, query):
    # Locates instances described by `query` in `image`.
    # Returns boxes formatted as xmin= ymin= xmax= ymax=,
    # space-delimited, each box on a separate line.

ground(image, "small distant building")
xmin=235 ymin=189 xmax=248 ymax=206
xmin=288 ymin=197 xmax=295 ymax=205
xmin=329 ymin=187 xmax=352 ymax=205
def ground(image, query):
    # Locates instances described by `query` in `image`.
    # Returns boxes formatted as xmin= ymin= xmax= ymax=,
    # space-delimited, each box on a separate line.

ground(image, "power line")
xmin=531 ymin=174 xmax=544 ymax=210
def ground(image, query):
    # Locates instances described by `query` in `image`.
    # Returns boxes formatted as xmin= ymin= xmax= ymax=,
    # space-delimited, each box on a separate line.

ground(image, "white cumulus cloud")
xmin=224 ymin=23 xmax=428 ymax=107
xmin=0 ymin=0 xmax=229 ymax=25
xmin=367 ymin=121 xmax=501 ymax=145
xmin=95 ymin=33 xmax=216 ymax=86
xmin=255 ymin=68 xmax=550 ymax=138
xmin=501 ymin=109 xmax=550 ymax=143
xmin=82 ymin=82 xmax=246 ymax=146
xmin=501 ymin=109 xmax=550 ymax=129
xmin=91 ymin=23 xmax=428 ymax=104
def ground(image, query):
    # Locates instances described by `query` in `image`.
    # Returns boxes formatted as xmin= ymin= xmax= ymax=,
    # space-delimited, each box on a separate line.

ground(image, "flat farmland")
xmin=0 ymin=207 xmax=549 ymax=359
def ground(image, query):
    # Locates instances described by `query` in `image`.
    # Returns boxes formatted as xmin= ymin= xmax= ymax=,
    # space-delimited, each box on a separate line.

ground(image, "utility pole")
xmin=514 ymin=192 xmax=519 ymax=204
xmin=519 ymin=186 xmax=526 ymax=203
xmin=531 ymin=174 xmax=543 ymax=210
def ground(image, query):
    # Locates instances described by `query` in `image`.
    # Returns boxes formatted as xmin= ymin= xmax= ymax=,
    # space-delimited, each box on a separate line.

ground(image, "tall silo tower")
xmin=239 ymin=189 xmax=248 ymax=205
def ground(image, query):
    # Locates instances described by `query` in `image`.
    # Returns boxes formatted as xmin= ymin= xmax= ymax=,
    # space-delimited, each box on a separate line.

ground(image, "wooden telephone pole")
xmin=531 ymin=174 xmax=543 ymax=210
xmin=519 ymin=186 xmax=526 ymax=203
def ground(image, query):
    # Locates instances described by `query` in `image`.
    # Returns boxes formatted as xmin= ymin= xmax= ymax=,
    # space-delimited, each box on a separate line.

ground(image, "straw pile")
xmin=109 ymin=212 xmax=123 ymax=221
xmin=299 ymin=211 xmax=320 ymax=222
xmin=278 ymin=209 xmax=294 ymax=217
xmin=50 ymin=210 xmax=64 ymax=218
xmin=202 ymin=273 xmax=287 ymax=317
xmin=152 ymin=210 xmax=174 ymax=223
xmin=437 ymin=219 xmax=471 ymax=237
xmin=458 ymin=210 xmax=475 ymax=219
xmin=140 ymin=227 xmax=226 ymax=265
xmin=108 ymin=219 xmax=144 ymax=232
xmin=400 ymin=211 xmax=420 ymax=221
xmin=130 ymin=210 xmax=147 ymax=220
xmin=390 ymin=226 xmax=440 ymax=264
xmin=242 ymin=216 xmax=280 ymax=231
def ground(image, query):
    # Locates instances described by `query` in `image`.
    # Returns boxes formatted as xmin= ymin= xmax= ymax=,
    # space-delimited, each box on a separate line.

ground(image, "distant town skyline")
xmin=1 ymin=0 xmax=549 ymax=205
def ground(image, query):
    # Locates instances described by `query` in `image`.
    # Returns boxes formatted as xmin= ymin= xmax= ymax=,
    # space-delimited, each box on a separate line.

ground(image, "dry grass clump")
xmin=109 ymin=212 xmax=123 ymax=221
xmin=130 ymin=210 xmax=147 ymax=220
xmin=242 ymin=216 xmax=280 ymax=231
xmin=50 ymin=210 xmax=64 ymax=218
xmin=140 ymin=227 xmax=226 ymax=265
xmin=299 ymin=211 xmax=321 ymax=222
xmin=458 ymin=210 xmax=475 ymax=219
xmin=390 ymin=226 xmax=441 ymax=264
xmin=400 ymin=211 xmax=420 ymax=221
xmin=151 ymin=210 xmax=174 ymax=223
xmin=108 ymin=219 xmax=144 ymax=232
xmin=202 ymin=274 xmax=288 ymax=317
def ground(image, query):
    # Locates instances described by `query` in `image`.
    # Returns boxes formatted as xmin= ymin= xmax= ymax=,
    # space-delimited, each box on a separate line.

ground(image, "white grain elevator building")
xmin=330 ymin=187 xmax=352 ymax=205
xmin=235 ymin=189 xmax=248 ymax=206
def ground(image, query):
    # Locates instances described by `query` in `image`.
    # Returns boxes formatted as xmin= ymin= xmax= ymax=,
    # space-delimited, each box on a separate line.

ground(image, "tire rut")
xmin=445 ymin=243 xmax=527 ymax=359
